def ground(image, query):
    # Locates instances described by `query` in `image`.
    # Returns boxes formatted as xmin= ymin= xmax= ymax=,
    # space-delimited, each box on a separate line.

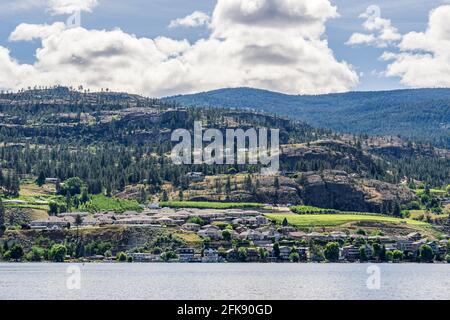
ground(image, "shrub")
xmin=9 ymin=244 xmax=24 ymax=261
xmin=117 ymin=252 xmax=127 ymax=262
xmin=49 ymin=244 xmax=67 ymax=262
xmin=26 ymin=247 xmax=45 ymax=262
xmin=289 ymin=252 xmax=300 ymax=262
xmin=324 ymin=242 xmax=340 ymax=262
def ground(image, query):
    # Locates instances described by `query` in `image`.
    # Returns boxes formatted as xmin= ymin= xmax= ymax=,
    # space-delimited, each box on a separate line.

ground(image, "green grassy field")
xmin=81 ymin=194 xmax=142 ymax=213
xmin=290 ymin=205 xmax=339 ymax=214
xmin=266 ymin=213 xmax=428 ymax=228
xmin=160 ymin=201 xmax=265 ymax=209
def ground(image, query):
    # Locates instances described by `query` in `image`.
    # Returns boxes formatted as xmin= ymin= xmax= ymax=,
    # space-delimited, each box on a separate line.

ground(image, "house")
xmin=181 ymin=223 xmax=201 ymax=232
xmin=197 ymin=228 xmax=223 ymax=240
xmin=185 ymin=172 xmax=205 ymax=182
xmin=225 ymin=249 xmax=239 ymax=262
xmin=30 ymin=216 xmax=74 ymax=230
xmin=148 ymin=203 xmax=159 ymax=209
xmin=58 ymin=212 xmax=90 ymax=218
xmin=177 ymin=248 xmax=196 ymax=262
xmin=239 ymin=230 xmax=264 ymax=241
xmin=396 ymin=238 xmax=415 ymax=252
xmin=45 ymin=178 xmax=60 ymax=184
xmin=279 ymin=246 xmax=291 ymax=260
xmin=406 ymin=232 xmax=422 ymax=241
xmin=330 ymin=231 xmax=348 ymax=241
xmin=131 ymin=253 xmax=162 ymax=262
xmin=281 ymin=226 xmax=296 ymax=235
xmin=155 ymin=217 xmax=175 ymax=226
xmin=340 ymin=245 xmax=360 ymax=262
xmin=246 ymin=248 xmax=260 ymax=262
xmin=288 ymin=231 xmax=306 ymax=240
xmin=202 ymin=248 xmax=219 ymax=263
xmin=427 ymin=241 xmax=440 ymax=254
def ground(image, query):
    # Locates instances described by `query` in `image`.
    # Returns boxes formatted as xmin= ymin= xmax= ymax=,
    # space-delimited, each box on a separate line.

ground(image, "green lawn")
xmin=160 ymin=201 xmax=265 ymax=209
xmin=266 ymin=213 xmax=428 ymax=228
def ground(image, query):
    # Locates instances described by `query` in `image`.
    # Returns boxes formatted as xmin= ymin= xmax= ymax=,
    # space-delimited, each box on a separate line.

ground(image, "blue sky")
xmin=0 ymin=0 xmax=449 ymax=96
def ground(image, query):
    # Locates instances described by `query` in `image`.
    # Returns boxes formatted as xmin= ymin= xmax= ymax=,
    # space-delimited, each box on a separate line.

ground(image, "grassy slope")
xmin=266 ymin=213 xmax=428 ymax=228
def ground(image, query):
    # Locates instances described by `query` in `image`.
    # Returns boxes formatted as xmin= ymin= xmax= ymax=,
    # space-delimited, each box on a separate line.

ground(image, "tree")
xmin=36 ymin=171 xmax=46 ymax=187
xmin=238 ymin=247 xmax=248 ymax=262
xmin=65 ymin=191 xmax=72 ymax=212
xmin=75 ymin=214 xmax=83 ymax=243
xmin=419 ymin=245 xmax=434 ymax=263
xmin=48 ymin=202 xmax=59 ymax=216
xmin=324 ymin=242 xmax=340 ymax=262
xmin=392 ymin=250 xmax=404 ymax=262
xmin=273 ymin=242 xmax=280 ymax=258
xmin=289 ymin=252 xmax=300 ymax=262
xmin=274 ymin=176 xmax=280 ymax=189
xmin=359 ymin=246 xmax=368 ymax=262
xmin=117 ymin=252 xmax=128 ymax=262
xmin=0 ymin=198 xmax=5 ymax=235
xmin=60 ymin=177 xmax=84 ymax=196
xmin=10 ymin=244 xmax=24 ymax=261
xmin=282 ymin=218 xmax=289 ymax=227
xmin=80 ymin=188 xmax=89 ymax=204
xmin=49 ymin=244 xmax=67 ymax=262
xmin=139 ymin=187 xmax=148 ymax=204
xmin=222 ymin=229 xmax=232 ymax=241
xmin=162 ymin=190 xmax=169 ymax=202
xmin=26 ymin=247 xmax=45 ymax=262
xmin=258 ymin=248 xmax=268 ymax=261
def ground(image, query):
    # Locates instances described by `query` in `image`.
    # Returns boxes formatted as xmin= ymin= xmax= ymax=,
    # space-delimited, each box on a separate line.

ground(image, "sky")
xmin=0 ymin=0 xmax=449 ymax=96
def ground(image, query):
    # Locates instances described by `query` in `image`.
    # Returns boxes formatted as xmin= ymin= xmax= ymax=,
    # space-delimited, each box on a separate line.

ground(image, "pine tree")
xmin=36 ymin=171 xmax=46 ymax=187
xmin=0 ymin=198 xmax=5 ymax=235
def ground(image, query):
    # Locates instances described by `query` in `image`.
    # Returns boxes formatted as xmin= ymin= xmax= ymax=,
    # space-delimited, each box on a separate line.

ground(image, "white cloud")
xmin=382 ymin=5 xmax=450 ymax=87
xmin=9 ymin=22 xmax=66 ymax=41
xmin=47 ymin=0 xmax=99 ymax=14
xmin=169 ymin=11 xmax=210 ymax=28
xmin=347 ymin=5 xmax=401 ymax=48
xmin=0 ymin=0 xmax=359 ymax=96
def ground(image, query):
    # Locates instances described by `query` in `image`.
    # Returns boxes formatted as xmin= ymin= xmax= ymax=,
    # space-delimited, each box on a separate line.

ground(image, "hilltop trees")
xmin=0 ymin=198 xmax=5 ymax=235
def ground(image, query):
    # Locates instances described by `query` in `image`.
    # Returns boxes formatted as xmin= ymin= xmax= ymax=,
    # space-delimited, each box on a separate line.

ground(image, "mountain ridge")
xmin=165 ymin=87 xmax=450 ymax=147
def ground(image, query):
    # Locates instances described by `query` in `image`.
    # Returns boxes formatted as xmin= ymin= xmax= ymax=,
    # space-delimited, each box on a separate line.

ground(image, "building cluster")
xmin=29 ymin=208 xmax=449 ymax=263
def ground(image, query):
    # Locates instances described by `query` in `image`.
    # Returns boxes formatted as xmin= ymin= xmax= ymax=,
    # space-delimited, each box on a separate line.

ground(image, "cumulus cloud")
xmin=0 ymin=0 xmax=359 ymax=96
xmin=347 ymin=5 xmax=401 ymax=48
xmin=47 ymin=0 xmax=99 ymax=14
xmin=169 ymin=11 xmax=211 ymax=28
xmin=9 ymin=22 xmax=66 ymax=41
xmin=381 ymin=5 xmax=450 ymax=87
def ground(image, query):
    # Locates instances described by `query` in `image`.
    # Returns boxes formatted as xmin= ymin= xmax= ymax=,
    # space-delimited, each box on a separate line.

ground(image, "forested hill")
xmin=165 ymin=88 xmax=450 ymax=148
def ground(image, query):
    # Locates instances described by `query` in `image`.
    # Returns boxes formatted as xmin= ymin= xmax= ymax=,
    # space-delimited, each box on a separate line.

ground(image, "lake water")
xmin=0 ymin=263 xmax=449 ymax=300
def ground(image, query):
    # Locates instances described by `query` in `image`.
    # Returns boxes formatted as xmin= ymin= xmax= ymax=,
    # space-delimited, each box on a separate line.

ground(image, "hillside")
xmin=0 ymin=87 xmax=448 ymax=216
xmin=165 ymin=88 xmax=450 ymax=147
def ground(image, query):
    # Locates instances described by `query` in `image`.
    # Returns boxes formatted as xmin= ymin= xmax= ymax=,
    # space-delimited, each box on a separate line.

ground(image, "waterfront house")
xmin=340 ymin=245 xmax=360 ymax=262
xmin=131 ymin=253 xmax=162 ymax=262
xmin=202 ymin=248 xmax=219 ymax=263
xmin=279 ymin=246 xmax=291 ymax=260
xmin=177 ymin=248 xmax=196 ymax=262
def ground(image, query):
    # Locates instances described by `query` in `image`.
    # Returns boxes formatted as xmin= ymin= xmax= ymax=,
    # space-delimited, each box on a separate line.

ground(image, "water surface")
xmin=0 ymin=263 xmax=448 ymax=300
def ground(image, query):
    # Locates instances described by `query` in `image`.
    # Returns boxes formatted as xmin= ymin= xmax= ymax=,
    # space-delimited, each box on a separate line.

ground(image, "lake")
xmin=0 ymin=263 xmax=449 ymax=300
